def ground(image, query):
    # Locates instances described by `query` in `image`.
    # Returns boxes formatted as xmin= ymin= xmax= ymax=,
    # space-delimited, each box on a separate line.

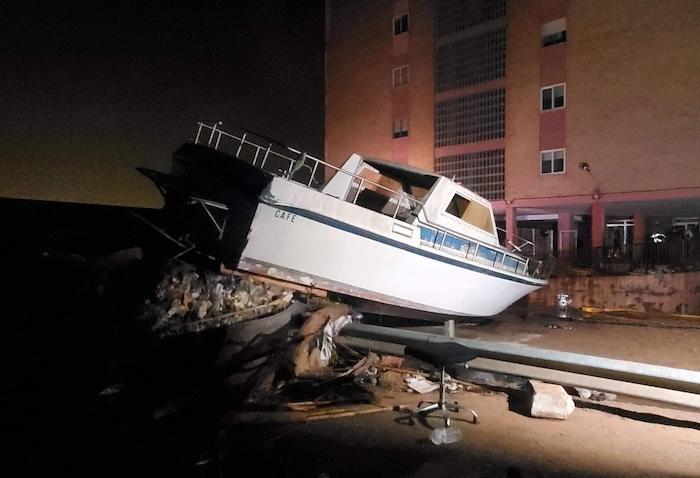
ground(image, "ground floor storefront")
xmin=493 ymin=187 xmax=700 ymax=276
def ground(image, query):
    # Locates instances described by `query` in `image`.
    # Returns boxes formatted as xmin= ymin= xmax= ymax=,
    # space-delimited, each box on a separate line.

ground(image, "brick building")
xmin=325 ymin=0 xmax=700 ymax=265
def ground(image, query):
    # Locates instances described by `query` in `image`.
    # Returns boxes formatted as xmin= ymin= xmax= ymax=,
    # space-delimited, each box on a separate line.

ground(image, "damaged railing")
xmin=194 ymin=122 xmax=422 ymax=220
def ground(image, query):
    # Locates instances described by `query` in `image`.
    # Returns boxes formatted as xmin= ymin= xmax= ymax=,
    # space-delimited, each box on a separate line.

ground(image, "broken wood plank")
xmin=224 ymin=404 xmax=404 ymax=425
xmin=232 ymin=270 xmax=328 ymax=297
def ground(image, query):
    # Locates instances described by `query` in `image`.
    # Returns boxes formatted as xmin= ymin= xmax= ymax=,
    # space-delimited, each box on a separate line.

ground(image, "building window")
xmin=393 ymin=65 xmax=409 ymax=87
xmin=541 ymin=83 xmax=565 ymax=111
xmin=393 ymin=117 xmax=408 ymax=138
xmin=393 ymin=13 xmax=408 ymax=35
xmin=541 ymin=149 xmax=565 ymax=174
xmin=542 ymin=18 xmax=566 ymax=47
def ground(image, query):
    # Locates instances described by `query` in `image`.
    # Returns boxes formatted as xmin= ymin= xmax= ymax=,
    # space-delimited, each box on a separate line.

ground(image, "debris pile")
xmin=293 ymin=304 xmax=358 ymax=378
xmin=139 ymin=261 xmax=294 ymax=337
xmin=222 ymin=304 xmax=484 ymax=427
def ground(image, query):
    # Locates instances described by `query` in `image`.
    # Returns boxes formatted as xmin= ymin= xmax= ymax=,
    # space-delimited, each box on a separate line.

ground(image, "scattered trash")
xmin=294 ymin=304 xmax=360 ymax=378
xmin=574 ymin=387 xmax=617 ymax=401
xmin=405 ymin=375 xmax=440 ymax=394
xmin=98 ymin=383 xmax=123 ymax=397
xmin=574 ymin=386 xmax=592 ymax=400
xmin=376 ymin=370 xmax=407 ymax=391
xmin=556 ymin=291 xmax=572 ymax=319
xmin=379 ymin=355 xmax=404 ymax=368
xmin=545 ymin=323 xmax=573 ymax=330
xmin=320 ymin=313 xmax=354 ymax=366
xmin=429 ymin=426 xmax=462 ymax=445
xmin=349 ymin=352 xmax=381 ymax=385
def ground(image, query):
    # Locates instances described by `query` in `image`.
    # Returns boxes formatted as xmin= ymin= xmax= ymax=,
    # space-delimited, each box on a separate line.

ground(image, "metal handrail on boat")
xmin=194 ymin=122 xmax=423 ymax=220
xmin=496 ymin=226 xmax=537 ymax=255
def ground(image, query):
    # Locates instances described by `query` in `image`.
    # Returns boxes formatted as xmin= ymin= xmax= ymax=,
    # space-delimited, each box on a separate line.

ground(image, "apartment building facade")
xmin=325 ymin=0 xmax=700 ymax=261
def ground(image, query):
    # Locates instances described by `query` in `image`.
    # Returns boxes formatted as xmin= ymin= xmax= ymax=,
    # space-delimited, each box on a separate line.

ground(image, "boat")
xmin=138 ymin=122 xmax=554 ymax=320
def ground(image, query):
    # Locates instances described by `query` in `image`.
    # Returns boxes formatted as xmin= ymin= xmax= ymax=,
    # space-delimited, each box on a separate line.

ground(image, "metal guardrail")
xmin=341 ymin=322 xmax=700 ymax=396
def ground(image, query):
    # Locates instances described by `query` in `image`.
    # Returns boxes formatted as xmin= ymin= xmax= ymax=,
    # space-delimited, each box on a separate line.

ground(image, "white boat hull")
xmin=238 ymin=180 xmax=543 ymax=317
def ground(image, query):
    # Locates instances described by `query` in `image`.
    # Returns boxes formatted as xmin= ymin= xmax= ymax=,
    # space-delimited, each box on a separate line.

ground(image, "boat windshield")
xmin=348 ymin=169 xmax=434 ymax=219
xmin=444 ymin=193 xmax=494 ymax=234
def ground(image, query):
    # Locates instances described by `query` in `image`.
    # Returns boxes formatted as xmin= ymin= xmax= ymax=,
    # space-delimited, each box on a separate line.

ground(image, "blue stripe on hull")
xmin=267 ymin=203 xmax=544 ymax=287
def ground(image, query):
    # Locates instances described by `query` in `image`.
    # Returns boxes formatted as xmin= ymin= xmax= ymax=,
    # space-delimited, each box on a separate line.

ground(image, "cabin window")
xmin=444 ymin=193 xmax=495 ymax=234
xmin=494 ymin=252 xmax=504 ymax=266
xmin=475 ymin=245 xmax=498 ymax=265
xmin=443 ymin=234 xmax=475 ymax=257
xmin=503 ymin=255 xmax=522 ymax=273
xmin=419 ymin=226 xmax=444 ymax=248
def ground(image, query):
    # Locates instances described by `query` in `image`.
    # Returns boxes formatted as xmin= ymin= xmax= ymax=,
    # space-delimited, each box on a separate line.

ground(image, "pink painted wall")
xmin=326 ymin=0 xmax=434 ymax=173
xmin=539 ymin=43 xmax=567 ymax=86
xmin=392 ymin=137 xmax=409 ymax=163
xmin=506 ymin=0 xmax=700 ymax=202
xmin=406 ymin=0 xmax=435 ymax=172
xmin=530 ymin=271 xmax=700 ymax=315
xmin=539 ymin=109 xmax=566 ymax=151
xmin=326 ymin=0 xmax=394 ymax=171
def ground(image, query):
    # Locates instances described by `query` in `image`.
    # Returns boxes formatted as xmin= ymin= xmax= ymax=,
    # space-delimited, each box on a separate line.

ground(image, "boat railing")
xmin=194 ymin=122 xmax=423 ymax=220
xmin=495 ymin=226 xmax=537 ymax=255
xmin=415 ymin=218 xmax=554 ymax=281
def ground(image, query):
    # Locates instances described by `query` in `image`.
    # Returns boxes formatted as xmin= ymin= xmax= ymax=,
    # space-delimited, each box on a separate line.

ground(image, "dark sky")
xmin=0 ymin=1 xmax=325 ymax=207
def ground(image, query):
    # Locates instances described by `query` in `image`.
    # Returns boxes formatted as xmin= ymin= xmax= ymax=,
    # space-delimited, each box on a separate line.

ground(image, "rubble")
xmin=138 ymin=261 xmax=295 ymax=336
xmin=574 ymin=387 xmax=617 ymax=402
xmin=529 ymin=380 xmax=575 ymax=419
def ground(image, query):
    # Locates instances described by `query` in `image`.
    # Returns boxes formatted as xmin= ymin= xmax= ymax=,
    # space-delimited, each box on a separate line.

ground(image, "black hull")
xmin=139 ymin=143 xmax=273 ymax=267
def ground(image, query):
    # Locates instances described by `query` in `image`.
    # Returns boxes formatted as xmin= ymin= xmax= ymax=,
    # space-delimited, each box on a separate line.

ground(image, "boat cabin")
xmin=320 ymin=154 xmax=500 ymax=247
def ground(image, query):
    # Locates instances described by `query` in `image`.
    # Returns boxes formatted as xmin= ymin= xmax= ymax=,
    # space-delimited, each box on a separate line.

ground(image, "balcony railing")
xmin=553 ymin=240 xmax=700 ymax=276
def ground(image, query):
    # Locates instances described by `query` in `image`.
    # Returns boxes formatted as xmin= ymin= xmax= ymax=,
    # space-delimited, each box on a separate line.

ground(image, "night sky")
xmin=1 ymin=1 xmax=325 ymax=207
